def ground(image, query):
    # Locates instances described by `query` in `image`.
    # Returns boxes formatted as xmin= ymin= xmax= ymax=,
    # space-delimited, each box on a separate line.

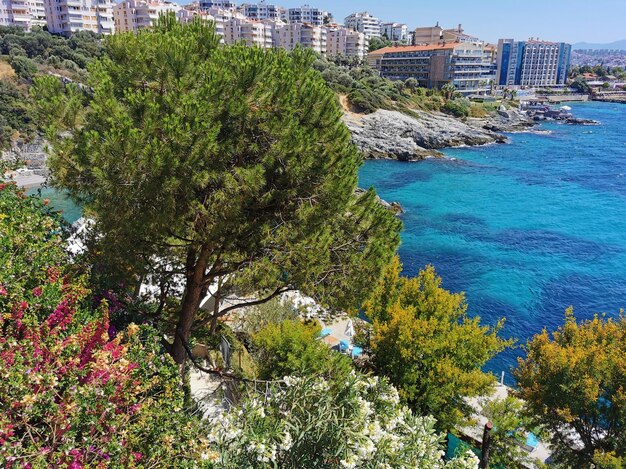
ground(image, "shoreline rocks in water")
xmin=344 ymin=108 xmax=534 ymax=162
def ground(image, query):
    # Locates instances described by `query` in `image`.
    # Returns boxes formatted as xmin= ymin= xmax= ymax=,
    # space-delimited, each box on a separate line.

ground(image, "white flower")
xmin=279 ymin=432 xmax=293 ymax=451
xmin=340 ymin=455 xmax=358 ymax=469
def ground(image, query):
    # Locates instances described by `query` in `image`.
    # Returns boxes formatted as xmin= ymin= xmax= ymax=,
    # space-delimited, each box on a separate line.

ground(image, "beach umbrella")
xmin=344 ymin=319 xmax=355 ymax=338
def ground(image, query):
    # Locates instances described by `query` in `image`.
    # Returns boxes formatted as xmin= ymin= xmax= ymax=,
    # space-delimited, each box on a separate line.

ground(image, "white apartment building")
xmin=343 ymin=11 xmax=380 ymax=39
xmin=44 ymin=0 xmax=115 ymax=35
xmin=114 ymin=0 xmax=180 ymax=33
xmin=198 ymin=0 xmax=235 ymax=10
xmin=326 ymin=27 xmax=367 ymax=59
xmin=240 ymin=1 xmax=283 ymax=21
xmin=0 ymin=0 xmax=46 ymax=30
xmin=287 ymin=4 xmax=326 ymax=26
xmin=224 ymin=15 xmax=274 ymax=48
xmin=381 ymin=22 xmax=408 ymax=43
xmin=277 ymin=21 xmax=326 ymax=53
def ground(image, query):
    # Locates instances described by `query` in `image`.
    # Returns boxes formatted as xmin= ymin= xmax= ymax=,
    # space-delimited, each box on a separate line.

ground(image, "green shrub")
xmin=442 ymin=100 xmax=470 ymax=118
xmin=209 ymin=373 xmax=480 ymax=468
xmin=253 ymin=319 xmax=353 ymax=380
xmin=9 ymin=54 xmax=37 ymax=80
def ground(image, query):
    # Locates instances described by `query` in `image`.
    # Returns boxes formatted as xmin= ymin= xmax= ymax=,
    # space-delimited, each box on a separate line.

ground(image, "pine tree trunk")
xmin=171 ymin=245 xmax=211 ymax=365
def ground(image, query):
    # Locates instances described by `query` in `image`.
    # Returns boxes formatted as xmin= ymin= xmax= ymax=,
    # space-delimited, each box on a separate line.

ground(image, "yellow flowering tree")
xmin=364 ymin=257 xmax=511 ymax=431
xmin=515 ymin=309 xmax=626 ymax=467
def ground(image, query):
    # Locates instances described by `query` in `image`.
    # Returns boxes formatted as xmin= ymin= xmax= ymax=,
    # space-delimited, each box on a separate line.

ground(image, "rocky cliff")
xmin=343 ymin=108 xmax=535 ymax=161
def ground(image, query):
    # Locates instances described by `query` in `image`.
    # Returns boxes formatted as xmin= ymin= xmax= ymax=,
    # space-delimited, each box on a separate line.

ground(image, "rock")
xmin=1 ymin=137 xmax=50 ymax=174
xmin=564 ymin=117 xmax=600 ymax=125
xmin=472 ymin=109 xmax=536 ymax=133
xmin=343 ymin=109 xmax=508 ymax=161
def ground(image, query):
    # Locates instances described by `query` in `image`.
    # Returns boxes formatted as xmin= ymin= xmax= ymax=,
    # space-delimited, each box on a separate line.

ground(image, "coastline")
xmin=344 ymin=107 xmax=535 ymax=162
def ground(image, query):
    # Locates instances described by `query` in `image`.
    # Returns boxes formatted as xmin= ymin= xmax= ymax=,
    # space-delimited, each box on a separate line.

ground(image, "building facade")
xmin=114 ymin=0 xmax=180 ymax=33
xmin=240 ymin=1 xmax=283 ymax=21
xmin=44 ymin=0 xmax=115 ymax=35
xmin=287 ymin=4 xmax=326 ymax=26
xmin=496 ymin=39 xmax=571 ymax=87
xmin=277 ymin=21 xmax=326 ymax=53
xmin=198 ymin=0 xmax=235 ymax=10
xmin=368 ymin=43 xmax=495 ymax=94
xmin=344 ymin=11 xmax=380 ymax=39
xmin=381 ymin=22 xmax=408 ymax=43
xmin=413 ymin=24 xmax=482 ymax=46
xmin=0 ymin=0 xmax=46 ymax=30
xmin=326 ymin=27 xmax=367 ymax=59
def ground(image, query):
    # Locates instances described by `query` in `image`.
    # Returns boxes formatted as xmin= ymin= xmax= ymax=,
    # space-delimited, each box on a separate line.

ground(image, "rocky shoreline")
xmin=343 ymin=108 xmax=536 ymax=162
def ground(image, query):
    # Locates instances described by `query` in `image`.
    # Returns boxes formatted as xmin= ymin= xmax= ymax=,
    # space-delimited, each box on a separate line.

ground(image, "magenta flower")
xmin=0 ymin=285 xmax=7 ymax=296
xmin=32 ymin=287 xmax=43 ymax=298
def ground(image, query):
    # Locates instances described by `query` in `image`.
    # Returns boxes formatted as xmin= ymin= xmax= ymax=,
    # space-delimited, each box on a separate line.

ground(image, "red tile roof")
xmin=369 ymin=43 xmax=457 ymax=55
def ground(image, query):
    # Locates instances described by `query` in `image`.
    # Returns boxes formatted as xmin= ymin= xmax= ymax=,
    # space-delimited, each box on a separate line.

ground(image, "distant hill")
xmin=574 ymin=40 xmax=626 ymax=50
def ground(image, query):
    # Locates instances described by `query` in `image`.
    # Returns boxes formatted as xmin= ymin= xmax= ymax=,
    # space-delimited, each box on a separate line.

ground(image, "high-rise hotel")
xmin=496 ymin=39 xmax=571 ymax=87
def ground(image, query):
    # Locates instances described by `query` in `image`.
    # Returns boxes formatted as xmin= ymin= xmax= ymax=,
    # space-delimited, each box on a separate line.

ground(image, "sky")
xmin=273 ymin=0 xmax=626 ymax=44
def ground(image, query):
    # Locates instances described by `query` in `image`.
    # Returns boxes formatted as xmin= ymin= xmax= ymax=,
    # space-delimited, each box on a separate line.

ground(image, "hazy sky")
xmin=274 ymin=0 xmax=626 ymax=44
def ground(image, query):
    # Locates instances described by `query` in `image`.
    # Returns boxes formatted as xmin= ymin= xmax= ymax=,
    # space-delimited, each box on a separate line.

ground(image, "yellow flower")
xmin=127 ymin=323 xmax=140 ymax=337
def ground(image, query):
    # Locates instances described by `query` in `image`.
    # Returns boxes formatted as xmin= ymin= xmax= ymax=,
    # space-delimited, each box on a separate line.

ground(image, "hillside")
xmin=574 ymin=39 xmax=626 ymax=50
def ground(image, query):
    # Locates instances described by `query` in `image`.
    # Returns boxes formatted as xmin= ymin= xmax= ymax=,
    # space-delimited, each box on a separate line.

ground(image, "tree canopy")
xmin=363 ymin=257 xmax=511 ymax=431
xmin=515 ymin=308 xmax=626 ymax=468
xmin=46 ymin=16 xmax=401 ymax=364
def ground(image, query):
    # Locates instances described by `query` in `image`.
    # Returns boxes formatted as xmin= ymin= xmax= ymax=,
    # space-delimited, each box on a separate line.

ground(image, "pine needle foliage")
xmin=47 ymin=16 xmax=402 ymax=363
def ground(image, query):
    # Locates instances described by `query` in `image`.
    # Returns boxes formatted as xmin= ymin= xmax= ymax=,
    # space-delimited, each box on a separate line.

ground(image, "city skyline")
xmin=258 ymin=0 xmax=626 ymax=44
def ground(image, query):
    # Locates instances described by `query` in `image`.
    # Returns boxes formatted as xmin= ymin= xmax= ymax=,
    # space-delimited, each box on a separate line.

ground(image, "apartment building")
xmin=326 ymin=27 xmax=367 ymax=59
xmin=114 ymin=0 xmax=180 ymax=33
xmin=368 ymin=43 xmax=495 ymax=94
xmin=240 ymin=1 xmax=283 ymax=21
xmin=496 ymin=38 xmax=571 ymax=87
xmin=44 ymin=0 xmax=115 ymax=35
xmin=0 ymin=0 xmax=46 ymax=30
xmin=413 ymin=23 xmax=482 ymax=46
xmin=277 ymin=21 xmax=326 ymax=53
xmin=381 ymin=22 xmax=408 ymax=43
xmin=286 ymin=4 xmax=327 ymax=26
xmin=198 ymin=0 xmax=235 ymax=10
xmin=344 ymin=11 xmax=380 ymax=39
xmin=223 ymin=14 xmax=274 ymax=48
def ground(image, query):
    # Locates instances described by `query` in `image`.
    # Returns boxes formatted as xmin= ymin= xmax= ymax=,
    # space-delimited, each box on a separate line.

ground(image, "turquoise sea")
xmin=359 ymin=102 xmax=626 ymax=383
xmin=26 ymin=186 xmax=82 ymax=224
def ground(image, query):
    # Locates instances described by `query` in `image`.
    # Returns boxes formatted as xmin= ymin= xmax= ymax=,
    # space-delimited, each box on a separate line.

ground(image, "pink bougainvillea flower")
xmin=32 ymin=287 xmax=43 ymax=298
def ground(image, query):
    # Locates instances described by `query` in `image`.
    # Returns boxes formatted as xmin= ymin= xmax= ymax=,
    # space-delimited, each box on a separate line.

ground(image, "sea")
xmin=31 ymin=101 xmax=626 ymax=384
xmin=359 ymin=102 xmax=626 ymax=383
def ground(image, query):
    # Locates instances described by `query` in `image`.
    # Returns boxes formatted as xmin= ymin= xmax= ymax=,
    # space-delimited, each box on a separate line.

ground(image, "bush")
xmin=8 ymin=54 xmax=37 ymax=80
xmin=209 ymin=373 xmax=480 ymax=468
xmin=442 ymin=100 xmax=470 ymax=118
xmin=0 ymin=183 xmax=212 ymax=467
xmin=0 ymin=79 xmax=35 ymax=149
xmin=253 ymin=319 xmax=353 ymax=380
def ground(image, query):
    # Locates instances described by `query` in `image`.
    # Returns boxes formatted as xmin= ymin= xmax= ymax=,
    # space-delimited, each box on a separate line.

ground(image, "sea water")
xmin=359 ymin=102 xmax=626 ymax=382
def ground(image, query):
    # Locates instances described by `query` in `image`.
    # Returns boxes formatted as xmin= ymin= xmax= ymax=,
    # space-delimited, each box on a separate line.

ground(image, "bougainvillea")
xmin=208 ymin=372 xmax=479 ymax=468
xmin=0 ymin=182 xmax=212 ymax=467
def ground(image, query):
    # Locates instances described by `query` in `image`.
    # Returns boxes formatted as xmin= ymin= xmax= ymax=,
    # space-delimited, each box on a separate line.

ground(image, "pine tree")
xmin=47 ymin=16 xmax=402 ymax=364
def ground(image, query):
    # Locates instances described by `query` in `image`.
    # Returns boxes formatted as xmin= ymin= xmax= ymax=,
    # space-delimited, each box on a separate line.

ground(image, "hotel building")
xmin=496 ymin=39 xmax=571 ymax=87
xmin=381 ymin=22 xmax=408 ymax=43
xmin=368 ymin=43 xmax=495 ymax=94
